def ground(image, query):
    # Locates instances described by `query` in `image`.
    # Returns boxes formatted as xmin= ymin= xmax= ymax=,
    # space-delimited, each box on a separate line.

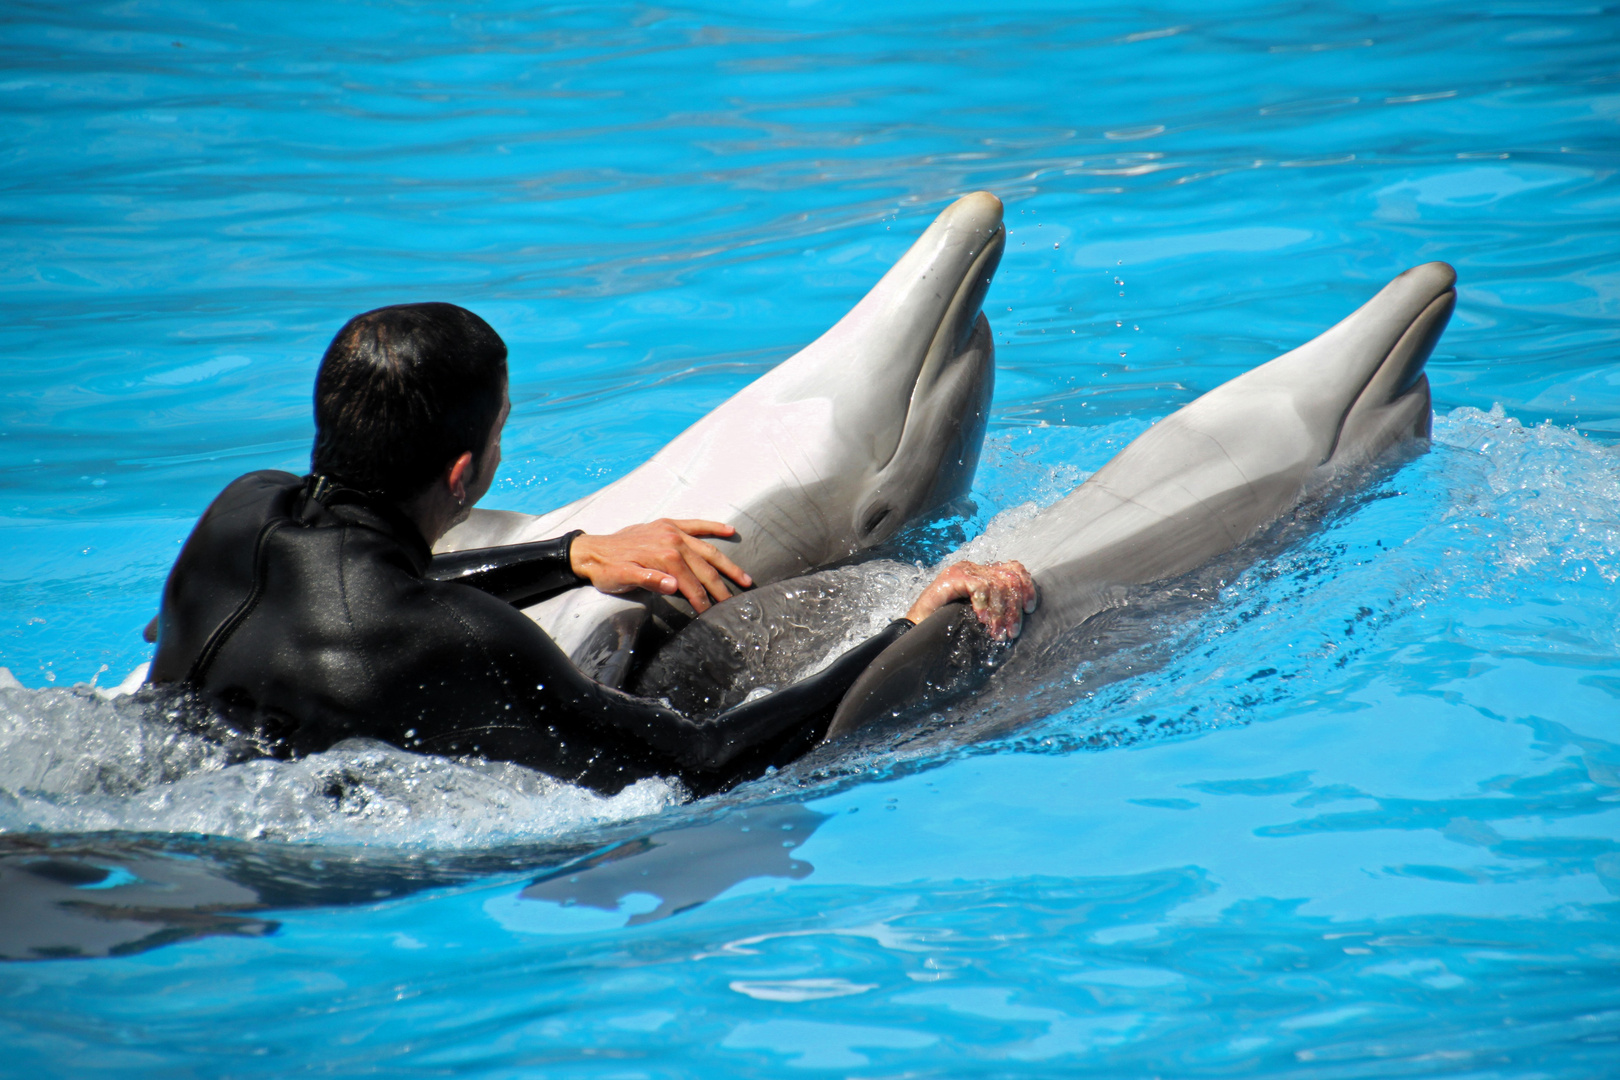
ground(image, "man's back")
xmin=150 ymin=471 xmax=646 ymax=785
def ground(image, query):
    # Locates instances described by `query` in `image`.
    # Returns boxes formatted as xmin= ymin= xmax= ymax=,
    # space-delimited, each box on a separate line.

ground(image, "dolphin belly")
xmin=810 ymin=262 xmax=1457 ymax=739
xmin=630 ymin=559 xmax=931 ymax=714
xmin=437 ymin=192 xmax=1007 ymax=685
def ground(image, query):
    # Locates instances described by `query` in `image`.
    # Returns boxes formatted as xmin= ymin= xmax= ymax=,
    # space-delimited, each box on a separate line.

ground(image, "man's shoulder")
xmin=193 ymin=469 xmax=302 ymax=527
xmin=214 ymin=469 xmax=302 ymax=506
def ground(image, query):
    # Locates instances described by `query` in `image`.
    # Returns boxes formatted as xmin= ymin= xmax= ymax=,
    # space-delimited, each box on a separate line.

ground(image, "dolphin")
xmin=637 ymin=262 xmax=1457 ymax=739
xmin=437 ymin=191 xmax=1007 ymax=687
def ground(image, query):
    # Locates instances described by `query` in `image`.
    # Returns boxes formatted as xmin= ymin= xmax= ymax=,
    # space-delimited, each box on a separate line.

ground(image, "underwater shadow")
xmin=0 ymin=802 xmax=828 ymax=960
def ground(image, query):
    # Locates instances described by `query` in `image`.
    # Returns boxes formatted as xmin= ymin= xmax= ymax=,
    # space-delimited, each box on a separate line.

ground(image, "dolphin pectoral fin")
xmin=823 ymin=602 xmax=1001 ymax=741
xmin=521 ymin=590 xmax=649 ymax=688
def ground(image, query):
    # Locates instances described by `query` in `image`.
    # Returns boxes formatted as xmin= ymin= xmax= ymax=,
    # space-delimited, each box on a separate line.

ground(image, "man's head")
xmin=312 ymin=302 xmax=508 ymax=503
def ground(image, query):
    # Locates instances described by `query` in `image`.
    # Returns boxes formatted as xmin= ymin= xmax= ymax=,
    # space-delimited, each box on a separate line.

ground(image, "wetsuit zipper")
xmin=189 ymin=518 xmax=286 ymax=685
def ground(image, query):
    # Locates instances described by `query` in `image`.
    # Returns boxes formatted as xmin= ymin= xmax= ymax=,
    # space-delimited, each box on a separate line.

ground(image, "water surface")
xmin=2 ymin=1 xmax=1619 ymax=1076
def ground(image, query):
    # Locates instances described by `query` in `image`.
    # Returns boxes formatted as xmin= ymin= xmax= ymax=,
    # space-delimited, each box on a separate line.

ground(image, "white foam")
xmin=0 ymin=686 xmax=679 ymax=846
xmin=97 ymin=662 xmax=151 ymax=700
xmin=1435 ymin=405 xmax=1620 ymax=585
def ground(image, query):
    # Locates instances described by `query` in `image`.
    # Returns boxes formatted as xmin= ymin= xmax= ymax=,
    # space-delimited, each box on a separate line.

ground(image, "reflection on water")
xmin=522 ymin=803 xmax=827 ymax=926
xmin=0 ymin=834 xmax=490 ymax=961
xmin=0 ymin=803 xmax=830 ymax=959
xmin=1 ymin=843 xmax=273 ymax=961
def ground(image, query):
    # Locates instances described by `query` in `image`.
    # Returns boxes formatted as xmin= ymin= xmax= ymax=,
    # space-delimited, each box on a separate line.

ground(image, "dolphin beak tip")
xmin=946 ymin=190 xmax=1005 ymax=230
xmin=1425 ymin=260 xmax=1458 ymax=289
xmin=1402 ymin=260 xmax=1457 ymax=293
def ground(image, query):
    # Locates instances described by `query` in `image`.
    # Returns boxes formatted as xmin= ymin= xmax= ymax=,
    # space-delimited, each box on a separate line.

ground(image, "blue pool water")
xmin=3 ymin=1 xmax=1620 ymax=1075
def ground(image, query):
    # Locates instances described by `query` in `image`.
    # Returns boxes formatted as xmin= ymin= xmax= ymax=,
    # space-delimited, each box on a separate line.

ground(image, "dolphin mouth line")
xmin=871 ymin=219 xmax=1006 ymax=477
xmin=953 ymin=222 xmax=1006 ymax=347
xmin=1321 ymin=285 xmax=1455 ymax=467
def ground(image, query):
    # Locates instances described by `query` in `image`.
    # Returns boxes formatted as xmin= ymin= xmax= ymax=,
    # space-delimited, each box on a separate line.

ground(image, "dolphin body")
xmin=637 ymin=262 xmax=1458 ymax=739
xmin=437 ymin=192 xmax=1007 ymax=687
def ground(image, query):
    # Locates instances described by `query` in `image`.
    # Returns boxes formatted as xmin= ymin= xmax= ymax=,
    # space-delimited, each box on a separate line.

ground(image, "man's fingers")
xmin=669 ymin=518 xmax=738 ymax=539
xmin=1006 ymin=561 xmax=1038 ymax=612
xmin=649 ymin=539 xmax=732 ymax=610
xmin=906 ymin=560 xmax=1037 ymax=638
xmin=592 ymin=567 xmax=674 ymax=596
xmin=966 ymin=578 xmax=1003 ymax=639
xmin=951 ymin=561 xmax=1035 ymax=640
xmin=652 ymin=554 xmax=714 ymax=613
xmin=685 ymin=537 xmax=752 ymax=588
xmin=681 ymin=548 xmax=734 ymax=605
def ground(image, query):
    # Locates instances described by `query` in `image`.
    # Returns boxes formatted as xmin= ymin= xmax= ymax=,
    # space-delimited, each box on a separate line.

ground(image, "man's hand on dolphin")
xmin=905 ymin=560 xmax=1038 ymax=640
xmin=570 ymin=519 xmax=753 ymax=613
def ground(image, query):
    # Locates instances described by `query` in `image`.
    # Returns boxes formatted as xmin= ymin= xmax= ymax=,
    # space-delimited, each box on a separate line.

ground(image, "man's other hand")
xmin=905 ymin=560 xmax=1038 ymax=640
xmin=569 ymin=519 xmax=753 ymax=613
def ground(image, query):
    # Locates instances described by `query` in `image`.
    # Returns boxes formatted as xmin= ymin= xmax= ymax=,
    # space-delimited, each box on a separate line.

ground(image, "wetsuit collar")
xmin=302 ymin=474 xmax=435 ymax=575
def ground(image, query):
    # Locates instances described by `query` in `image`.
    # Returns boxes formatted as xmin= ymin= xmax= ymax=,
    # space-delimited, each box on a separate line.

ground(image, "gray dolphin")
xmin=638 ymin=262 xmax=1457 ymax=739
xmin=436 ymin=192 xmax=1006 ymax=686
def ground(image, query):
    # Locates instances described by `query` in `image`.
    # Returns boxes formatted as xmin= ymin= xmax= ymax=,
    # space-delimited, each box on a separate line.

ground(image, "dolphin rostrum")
xmin=437 ymin=191 xmax=1007 ymax=686
xmin=638 ymin=262 xmax=1457 ymax=739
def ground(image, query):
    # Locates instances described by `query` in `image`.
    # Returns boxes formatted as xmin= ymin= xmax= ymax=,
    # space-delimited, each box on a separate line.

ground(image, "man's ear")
xmin=446 ymin=451 xmax=476 ymax=503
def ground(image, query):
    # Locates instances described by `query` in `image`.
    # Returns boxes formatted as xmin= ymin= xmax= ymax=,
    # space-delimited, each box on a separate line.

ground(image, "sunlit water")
xmin=3 ymin=1 xmax=1619 ymax=1076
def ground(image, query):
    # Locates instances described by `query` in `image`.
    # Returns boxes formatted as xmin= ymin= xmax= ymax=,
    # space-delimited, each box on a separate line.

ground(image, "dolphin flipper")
xmin=822 ymin=262 xmax=1457 ymax=739
xmin=438 ymin=193 xmax=1006 ymax=684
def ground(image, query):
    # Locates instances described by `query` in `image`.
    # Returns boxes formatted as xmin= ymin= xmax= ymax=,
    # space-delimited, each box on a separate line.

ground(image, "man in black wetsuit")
xmin=148 ymin=303 xmax=1035 ymax=795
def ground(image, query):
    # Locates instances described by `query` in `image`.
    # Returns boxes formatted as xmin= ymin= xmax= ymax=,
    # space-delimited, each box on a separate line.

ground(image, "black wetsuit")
xmin=148 ymin=471 xmax=911 ymax=794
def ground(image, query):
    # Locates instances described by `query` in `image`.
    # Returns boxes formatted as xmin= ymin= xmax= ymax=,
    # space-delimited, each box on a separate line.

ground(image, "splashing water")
xmin=0 ymin=686 xmax=679 ymax=844
xmin=3 ymin=410 xmax=1612 ymax=846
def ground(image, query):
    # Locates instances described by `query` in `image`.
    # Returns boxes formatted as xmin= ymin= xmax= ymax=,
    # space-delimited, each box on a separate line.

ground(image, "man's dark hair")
xmin=312 ymin=303 xmax=507 ymax=501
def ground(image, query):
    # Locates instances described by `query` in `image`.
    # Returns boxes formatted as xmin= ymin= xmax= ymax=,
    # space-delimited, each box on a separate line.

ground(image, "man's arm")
xmin=574 ymin=617 xmax=915 ymax=773
xmin=427 ymin=531 xmax=584 ymax=607
xmin=429 ymin=556 xmax=1034 ymax=790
